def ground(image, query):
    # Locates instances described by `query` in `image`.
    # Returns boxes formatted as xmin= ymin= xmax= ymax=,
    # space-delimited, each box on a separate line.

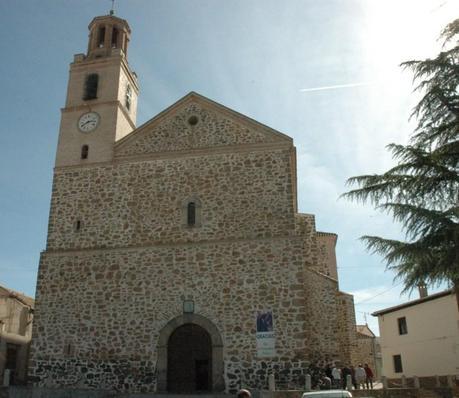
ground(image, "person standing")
xmin=364 ymin=363 xmax=374 ymax=389
xmin=355 ymin=364 xmax=366 ymax=389
xmin=325 ymin=364 xmax=333 ymax=381
xmin=331 ymin=365 xmax=341 ymax=389
xmin=350 ymin=365 xmax=357 ymax=389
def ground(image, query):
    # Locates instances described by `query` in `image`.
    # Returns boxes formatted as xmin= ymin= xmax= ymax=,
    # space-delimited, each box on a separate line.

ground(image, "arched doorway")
xmin=167 ymin=324 xmax=211 ymax=393
xmin=156 ymin=314 xmax=224 ymax=393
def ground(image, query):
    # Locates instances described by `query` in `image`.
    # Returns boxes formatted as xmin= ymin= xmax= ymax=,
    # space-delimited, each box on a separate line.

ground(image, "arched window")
xmin=81 ymin=145 xmax=89 ymax=159
xmin=97 ymin=26 xmax=106 ymax=47
xmin=111 ymin=27 xmax=119 ymax=48
xmin=187 ymin=202 xmax=196 ymax=226
xmin=83 ymin=74 xmax=98 ymax=100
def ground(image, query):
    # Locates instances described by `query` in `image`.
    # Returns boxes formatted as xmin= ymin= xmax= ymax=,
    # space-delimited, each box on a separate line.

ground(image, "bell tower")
xmin=55 ymin=14 xmax=139 ymax=167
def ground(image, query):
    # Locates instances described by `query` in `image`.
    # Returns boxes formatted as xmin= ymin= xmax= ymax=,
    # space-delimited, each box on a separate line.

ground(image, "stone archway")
xmin=167 ymin=324 xmax=211 ymax=392
xmin=156 ymin=314 xmax=224 ymax=393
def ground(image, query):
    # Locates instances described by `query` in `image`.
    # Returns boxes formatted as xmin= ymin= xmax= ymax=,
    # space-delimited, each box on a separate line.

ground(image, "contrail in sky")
xmin=299 ymin=82 xmax=373 ymax=92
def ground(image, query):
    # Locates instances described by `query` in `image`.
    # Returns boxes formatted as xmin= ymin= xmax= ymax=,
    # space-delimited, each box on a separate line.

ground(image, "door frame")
xmin=157 ymin=314 xmax=224 ymax=392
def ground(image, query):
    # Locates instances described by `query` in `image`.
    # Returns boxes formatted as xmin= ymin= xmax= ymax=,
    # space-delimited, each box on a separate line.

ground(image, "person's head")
xmin=237 ymin=389 xmax=252 ymax=398
xmin=364 ymin=363 xmax=368 ymax=367
xmin=358 ymin=364 xmax=362 ymax=368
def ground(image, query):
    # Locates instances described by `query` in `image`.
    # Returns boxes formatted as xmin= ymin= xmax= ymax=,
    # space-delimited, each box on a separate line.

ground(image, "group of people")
xmin=235 ymin=362 xmax=374 ymax=396
xmin=320 ymin=363 xmax=374 ymax=390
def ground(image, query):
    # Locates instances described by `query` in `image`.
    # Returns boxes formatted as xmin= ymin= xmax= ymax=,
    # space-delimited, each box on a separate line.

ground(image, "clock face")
xmin=78 ymin=112 xmax=100 ymax=133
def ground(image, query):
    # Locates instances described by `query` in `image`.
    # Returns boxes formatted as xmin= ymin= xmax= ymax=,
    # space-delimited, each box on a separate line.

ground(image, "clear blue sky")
xmin=0 ymin=0 xmax=456 ymax=334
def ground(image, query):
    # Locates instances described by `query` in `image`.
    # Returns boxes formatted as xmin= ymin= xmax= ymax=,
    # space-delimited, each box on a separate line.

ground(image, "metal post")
xmin=435 ymin=375 xmax=441 ymax=387
xmin=305 ymin=374 xmax=311 ymax=392
xmin=346 ymin=374 xmax=352 ymax=390
xmin=268 ymin=373 xmax=275 ymax=391
xmin=3 ymin=369 xmax=10 ymax=387
xmin=381 ymin=376 xmax=388 ymax=389
xmin=401 ymin=375 xmax=407 ymax=388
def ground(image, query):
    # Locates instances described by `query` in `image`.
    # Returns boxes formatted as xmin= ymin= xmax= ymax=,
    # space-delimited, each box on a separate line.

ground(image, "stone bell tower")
xmin=55 ymin=14 xmax=139 ymax=167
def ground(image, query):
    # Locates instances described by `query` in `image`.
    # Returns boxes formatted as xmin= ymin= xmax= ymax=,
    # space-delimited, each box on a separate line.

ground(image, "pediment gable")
xmin=116 ymin=92 xmax=292 ymax=157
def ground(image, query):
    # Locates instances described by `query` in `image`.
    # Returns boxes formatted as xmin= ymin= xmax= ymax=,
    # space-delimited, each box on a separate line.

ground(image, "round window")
xmin=188 ymin=116 xmax=199 ymax=126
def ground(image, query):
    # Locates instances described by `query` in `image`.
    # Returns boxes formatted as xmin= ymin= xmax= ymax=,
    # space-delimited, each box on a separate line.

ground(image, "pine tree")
xmin=342 ymin=19 xmax=459 ymax=307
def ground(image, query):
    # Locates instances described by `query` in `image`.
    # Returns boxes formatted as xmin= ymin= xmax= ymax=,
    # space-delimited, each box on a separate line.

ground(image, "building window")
xmin=393 ymin=354 xmax=403 ymax=373
xmin=182 ymin=197 xmax=202 ymax=228
xmin=81 ymin=145 xmax=89 ymax=159
xmin=397 ymin=317 xmax=408 ymax=335
xmin=63 ymin=342 xmax=74 ymax=357
xmin=75 ymin=220 xmax=81 ymax=232
xmin=111 ymin=27 xmax=119 ymax=48
xmin=125 ymin=84 xmax=132 ymax=110
xmin=98 ymin=26 xmax=105 ymax=47
xmin=187 ymin=202 xmax=196 ymax=226
xmin=5 ymin=344 xmax=19 ymax=370
xmin=83 ymin=74 xmax=99 ymax=100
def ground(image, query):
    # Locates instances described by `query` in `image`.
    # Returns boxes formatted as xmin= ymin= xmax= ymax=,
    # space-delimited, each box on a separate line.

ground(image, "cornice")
xmin=52 ymin=141 xmax=292 ymax=172
xmin=41 ymin=233 xmax=302 ymax=257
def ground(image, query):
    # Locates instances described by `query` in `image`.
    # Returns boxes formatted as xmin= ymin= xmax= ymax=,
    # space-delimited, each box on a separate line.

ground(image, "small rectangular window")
xmin=63 ymin=343 xmax=74 ymax=357
xmin=393 ymin=354 xmax=403 ymax=373
xmin=187 ymin=202 xmax=196 ymax=226
xmin=81 ymin=145 xmax=89 ymax=159
xmin=397 ymin=317 xmax=408 ymax=335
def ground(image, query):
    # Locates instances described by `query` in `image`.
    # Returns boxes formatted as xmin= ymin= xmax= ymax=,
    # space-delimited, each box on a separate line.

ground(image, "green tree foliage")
xmin=342 ymin=19 xmax=459 ymax=300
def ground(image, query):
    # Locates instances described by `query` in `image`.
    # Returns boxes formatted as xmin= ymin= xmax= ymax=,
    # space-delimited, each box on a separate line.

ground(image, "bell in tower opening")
xmin=87 ymin=15 xmax=130 ymax=58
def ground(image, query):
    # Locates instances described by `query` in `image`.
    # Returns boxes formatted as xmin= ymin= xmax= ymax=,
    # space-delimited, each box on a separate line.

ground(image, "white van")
xmin=302 ymin=390 xmax=353 ymax=398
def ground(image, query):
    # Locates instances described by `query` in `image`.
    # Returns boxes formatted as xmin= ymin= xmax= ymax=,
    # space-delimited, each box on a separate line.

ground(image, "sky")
xmin=0 ymin=0 xmax=457 ymax=335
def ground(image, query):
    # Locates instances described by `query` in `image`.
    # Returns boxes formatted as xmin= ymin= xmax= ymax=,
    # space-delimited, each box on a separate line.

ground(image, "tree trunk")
xmin=455 ymin=281 xmax=459 ymax=312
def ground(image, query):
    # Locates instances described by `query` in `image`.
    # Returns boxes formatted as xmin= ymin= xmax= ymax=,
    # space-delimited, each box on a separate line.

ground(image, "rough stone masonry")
xmin=29 ymin=14 xmax=358 ymax=394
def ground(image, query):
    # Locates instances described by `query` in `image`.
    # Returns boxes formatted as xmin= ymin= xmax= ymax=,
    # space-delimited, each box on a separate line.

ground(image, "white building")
xmin=0 ymin=285 xmax=34 ymax=385
xmin=372 ymin=289 xmax=459 ymax=379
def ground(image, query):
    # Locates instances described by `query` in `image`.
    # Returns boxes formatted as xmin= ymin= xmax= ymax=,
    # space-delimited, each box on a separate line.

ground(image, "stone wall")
xmin=337 ymin=293 xmax=357 ymax=365
xmin=32 ymin=96 xmax=359 ymax=393
xmin=34 ymin=237 xmax=312 ymax=358
xmin=301 ymin=269 xmax=341 ymax=363
xmin=314 ymin=233 xmax=338 ymax=280
xmin=32 ymin=232 xmax=339 ymax=392
xmin=353 ymin=333 xmax=376 ymax=371
xmin=46 ymin=148 xmax=295 ymax=251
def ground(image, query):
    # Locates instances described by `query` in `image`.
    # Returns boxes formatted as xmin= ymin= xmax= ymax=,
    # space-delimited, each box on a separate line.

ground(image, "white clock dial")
xmin=78 ymin=112 xmax=100 ymax=133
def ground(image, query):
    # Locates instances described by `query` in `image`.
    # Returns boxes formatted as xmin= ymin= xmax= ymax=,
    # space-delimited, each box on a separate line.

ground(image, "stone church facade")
xmin=29 ymin=14 xmax=358 ymax=394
